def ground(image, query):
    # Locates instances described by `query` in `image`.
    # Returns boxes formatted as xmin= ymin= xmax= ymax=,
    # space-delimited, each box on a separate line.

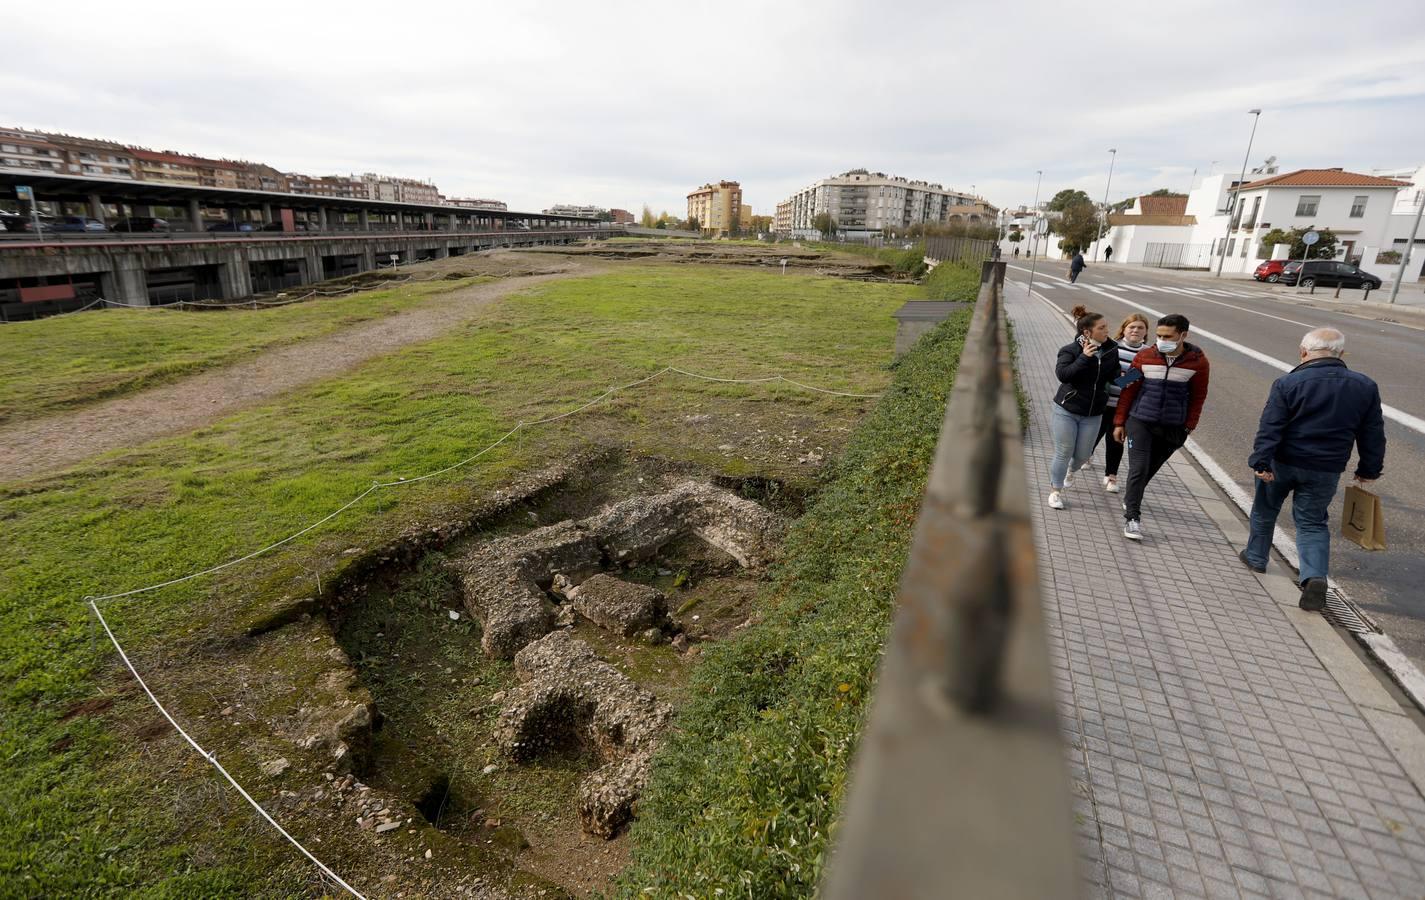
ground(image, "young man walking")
xmin=1239 ymin=328 xmax=1386 ymax=609
xmin=1112 ymin=314 xmax=1210 ymax=540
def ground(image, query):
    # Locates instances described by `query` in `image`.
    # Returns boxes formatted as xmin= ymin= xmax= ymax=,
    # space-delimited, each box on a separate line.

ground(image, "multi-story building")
xmin=686 ymin=180 xmax=743 ymax=237
xmin=774 ymin=199 xmax=793 ymax=234
xmin=739 ymin=204 xmax=752 ymax=230
xmin=775 ymin=169 xmax=993 ymax=238
xmin=0 ymin=129 xmax=69 ymax=176
xmin=446 ymin=197 xmax=509 ymax=210
xmin=544 ymin=204 xmax=605 ymax=218
xmin=358 ymin=174 xmax=438 ymax=205
xmin=43 ymin=132 xmax=137 ymax=180
xmin=609 ymin=208 xmax=634 ymax=224
xmin=131 ymin=149 xmax=204 ymax=186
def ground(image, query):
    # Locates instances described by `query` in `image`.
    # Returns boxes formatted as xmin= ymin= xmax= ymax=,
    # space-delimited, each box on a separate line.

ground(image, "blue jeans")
xmin=1049 ymin=403 xmax=1101 ymax=489
xmin=1244 ymin=460 xmax=1341 ymax=583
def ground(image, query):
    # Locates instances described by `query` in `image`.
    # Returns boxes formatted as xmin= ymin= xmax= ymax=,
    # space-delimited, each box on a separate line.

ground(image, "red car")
xmin=1254 ymin=260 xmax=1288 ymax=282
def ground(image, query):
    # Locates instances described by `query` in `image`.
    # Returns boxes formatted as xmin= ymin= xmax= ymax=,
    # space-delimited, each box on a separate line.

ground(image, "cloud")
xmin=4 ymin=0 xmax=1423 ymax=215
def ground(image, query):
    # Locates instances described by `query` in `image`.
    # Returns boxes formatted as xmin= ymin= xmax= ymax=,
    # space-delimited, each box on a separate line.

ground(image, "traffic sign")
xmin=15 ymin=185 xmax=34 ymax=202
xmin=1302 ymin=230 xmax=1319 ymax=246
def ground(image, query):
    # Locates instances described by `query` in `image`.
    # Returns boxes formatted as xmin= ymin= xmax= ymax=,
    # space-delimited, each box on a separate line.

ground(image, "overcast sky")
xmin=6 ymin=1 xmax=1424 ymax=216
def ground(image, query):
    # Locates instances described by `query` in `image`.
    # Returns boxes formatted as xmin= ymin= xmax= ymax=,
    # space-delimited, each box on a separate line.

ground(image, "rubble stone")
xmin=572 ymin=574 xmax=666 ymax=636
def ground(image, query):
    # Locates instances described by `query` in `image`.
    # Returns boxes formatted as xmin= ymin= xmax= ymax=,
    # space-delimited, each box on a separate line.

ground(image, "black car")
xmin=1279 ymin=260 xmax=1382 ymax=290
xmin=111 ymin=216 xmax=170 ymax=233
xmin=206 ymin=221 xmax=256 ymax=232
xmin=0 ymin=212 xmax=58 ymax=232
xmin=259 ymin=220 xmax=314 ymax=232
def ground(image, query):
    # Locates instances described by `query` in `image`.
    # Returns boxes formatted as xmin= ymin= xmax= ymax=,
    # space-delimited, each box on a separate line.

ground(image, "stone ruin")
xmin=449 ymin=480 xmax=783 ymax=837
xmin=448 ymin=480 xmax=782 ymax=659
xmin=495 ymin=630 xmax=670 ymax=837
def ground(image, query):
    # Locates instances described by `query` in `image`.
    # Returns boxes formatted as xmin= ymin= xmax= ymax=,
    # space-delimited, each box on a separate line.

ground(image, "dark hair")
xmin=1071 ymin=304 xmax=1104 ymax=336
xmin=1158 ymin=313 xmax=1190 ymax=334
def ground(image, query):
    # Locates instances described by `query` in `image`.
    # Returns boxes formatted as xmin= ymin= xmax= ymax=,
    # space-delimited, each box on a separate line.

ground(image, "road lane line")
xmin=1074 ymin=283 xmax=1425 ymax=436
xmin=1122 ymin=285 xmax=1154 ymax=293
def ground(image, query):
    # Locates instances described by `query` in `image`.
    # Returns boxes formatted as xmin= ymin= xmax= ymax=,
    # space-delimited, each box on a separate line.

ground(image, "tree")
xmin=640 ymin=204 xmax=655 ymax=228
xmin=595 ymin=210 xmax=614 ymax=222
xmin=1259 ymin=226 xmax=1339 ymax=261
xmin=812 ymin=212 xmax=838 ymax=236
xmin=1007 ymin=230 xmax=1024 ymax=243
xmin=655 ymin=221 xmax=667 ymax=230
xmin=1047 ymin=189 xmax=1092 ymax=212
xmin=1148 ymin=188 xmax=1183 ymax=197
xmin=1051 ymin=201 xmax=1103 ymax=255
xmin=687 ymin=215 xmax=701 ymax=232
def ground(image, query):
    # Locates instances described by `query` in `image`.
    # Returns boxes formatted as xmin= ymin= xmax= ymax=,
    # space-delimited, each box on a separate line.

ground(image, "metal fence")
xmin=924 ymin=234 xmax=997 ymax=265
xmin=1143 ymin=241 xmax=1213 ymax=270
xmin=823 ymin=261 xmax=1079 ymax=899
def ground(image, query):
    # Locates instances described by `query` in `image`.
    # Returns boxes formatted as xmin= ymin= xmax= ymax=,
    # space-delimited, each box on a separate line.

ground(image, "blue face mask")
xmin=1156 ymin=339 xmax=1179 ymax=354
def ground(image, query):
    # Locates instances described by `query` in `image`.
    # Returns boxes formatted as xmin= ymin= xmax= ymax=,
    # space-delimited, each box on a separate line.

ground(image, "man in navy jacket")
xmin=1240 ymin=328 xmax=1386 ymax=610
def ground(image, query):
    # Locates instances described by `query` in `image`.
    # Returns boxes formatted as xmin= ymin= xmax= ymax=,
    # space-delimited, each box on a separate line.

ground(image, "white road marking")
xmin=1122 ymin=285 xmax=1155 ymax=293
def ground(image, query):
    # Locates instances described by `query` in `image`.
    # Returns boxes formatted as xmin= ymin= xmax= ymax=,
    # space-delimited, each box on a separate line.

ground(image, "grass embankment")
xmin=1 ymin=264 xmax=911 ymax=896
xmin=616 ymin=309 xmax=974 ymax=897
xmin=921 ymin=259 xmax=983 ymax=300
xmin=804 ymin=240 xmax=926 ymax=275
xmin=0 ymin=277 xmax=486 ymax=425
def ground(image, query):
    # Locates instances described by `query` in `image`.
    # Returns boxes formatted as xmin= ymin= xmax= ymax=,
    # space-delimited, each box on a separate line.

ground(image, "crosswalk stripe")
xmin=1122 ymin=285 xmax=1154 ymax=293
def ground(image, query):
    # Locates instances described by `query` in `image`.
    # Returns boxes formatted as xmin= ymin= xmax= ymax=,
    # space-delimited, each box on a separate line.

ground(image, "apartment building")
xmin=131 ymin=148 xmax=203 ymax=186
xmin=774 ymin=198 xmax=793 ymax=234
xmin=686 ymin=180 xmax=743 ymax=236
xmin=609 ymin=208 xmax=634 ymax=224
xmin=0 ymin=128 xmax=139 ymax=180
xmin=544 ymin=204 xmax=605 ymax=218
xmin=447 ymin=197 xmax=509 ymax=210
xmin=776 ymin=169 xmax=991 ymax=238
xmin=0 ymin=129 xmax=69 ymax=176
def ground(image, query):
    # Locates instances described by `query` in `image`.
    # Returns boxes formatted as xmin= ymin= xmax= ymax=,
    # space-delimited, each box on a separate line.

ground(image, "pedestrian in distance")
xmin=1239 ymin=328 xmax=1386 ymax=610
xmin=1113 ymin=314 xmax=1210 ymax=541
xmin=1014 ymin=245 xmax=1021 ymax=258
xmin=1103 ymin=245 xmax=1113 ymax=262
xmin=1047 ymin=305 xmax=1120 ymax=511
xmin=1069 ymin=250 xmax=1087 ymax=283
xmin=1092 ymin=313 xmax=1151 ymax=493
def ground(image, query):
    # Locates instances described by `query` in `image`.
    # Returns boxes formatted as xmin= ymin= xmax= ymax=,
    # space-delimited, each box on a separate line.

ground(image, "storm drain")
xmin=1323 ymin=584 xmax=1379 ymax=636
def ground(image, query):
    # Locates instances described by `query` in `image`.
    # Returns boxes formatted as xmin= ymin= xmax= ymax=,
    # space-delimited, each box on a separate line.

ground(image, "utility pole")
xmin=1387 ymin=192 xmax=1424 ymax=305
xmin=1027 ymin=170 xmax=1044 ymax=300
xmin=1216 ymin=109 xmax=1262 ymax=277
xmin=1093 ymin=149 xmax=1117 ymax=261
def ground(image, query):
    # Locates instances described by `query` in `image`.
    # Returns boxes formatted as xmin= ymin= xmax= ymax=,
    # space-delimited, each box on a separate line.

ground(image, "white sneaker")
xmin=1047 ymin=491 xmax=1065 ymax=510
xmin=1104 ymin=476 xmax=1119 ymax=493
xmin=1123 ymin=519 xmax=1143 ymax=541
xmin=1063 ymin=470 xmax=1075 ymax=489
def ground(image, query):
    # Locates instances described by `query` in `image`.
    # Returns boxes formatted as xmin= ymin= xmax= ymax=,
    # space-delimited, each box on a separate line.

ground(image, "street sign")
xmin=15 ymin=185 xmax=34 ymax=202
xmin=1035 ymin=218 xmax=1049 ymax=235
xmin=1302 ymin=230 xmax=1319 ymax=246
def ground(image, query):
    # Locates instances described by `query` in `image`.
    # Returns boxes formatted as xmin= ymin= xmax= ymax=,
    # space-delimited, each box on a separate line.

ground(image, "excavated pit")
xmin=318 ymin=451 xmax=796 ymax=888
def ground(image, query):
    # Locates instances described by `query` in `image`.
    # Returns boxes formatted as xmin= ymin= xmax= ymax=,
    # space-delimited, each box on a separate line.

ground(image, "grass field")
xmin=0 ymin=277 xmax=486 ymax=425
xmin=1 ymin=263 xmax=925 ymax=896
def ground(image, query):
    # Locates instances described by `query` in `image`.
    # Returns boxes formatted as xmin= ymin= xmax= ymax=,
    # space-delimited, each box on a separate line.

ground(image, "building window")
xmin=1240 ymin=240 xmax=1249 ymax=258
xmin=1227 ymin=238 xmax=1237 ymax=256
xmin=1295 ymin=195 xmax=1320 ymax=217
xmin=1350 ymin=195 xmax=1368 ymax=217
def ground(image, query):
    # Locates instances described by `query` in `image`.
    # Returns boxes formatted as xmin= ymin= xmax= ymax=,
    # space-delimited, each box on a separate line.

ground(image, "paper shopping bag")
xmin=1341 ymin=484 xmax=1386 ymax=550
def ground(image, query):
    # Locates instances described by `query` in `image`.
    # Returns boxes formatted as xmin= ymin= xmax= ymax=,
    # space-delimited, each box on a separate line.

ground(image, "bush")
xmin=1377 ymin=250 xmax=1402 ymax=265
xmin=920 ymin=260 xmax=981 ymax=301
xmin=615 ymin=311 xmax=974 ymax=898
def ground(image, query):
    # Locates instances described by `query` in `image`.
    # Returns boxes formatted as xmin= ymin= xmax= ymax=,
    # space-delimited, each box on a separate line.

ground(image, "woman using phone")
xmin=1093 ymin=313 xmax=1151 ymax=493
xmin=1048 ymin=306 xmax=1119 ymax=509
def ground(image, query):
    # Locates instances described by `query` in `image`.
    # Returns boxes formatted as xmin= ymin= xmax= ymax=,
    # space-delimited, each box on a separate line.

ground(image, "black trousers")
xmin=1122 ymin=417 xmax=1187 ymax=520
xmin=1093 ymin=409 xmax=1125 ymax=477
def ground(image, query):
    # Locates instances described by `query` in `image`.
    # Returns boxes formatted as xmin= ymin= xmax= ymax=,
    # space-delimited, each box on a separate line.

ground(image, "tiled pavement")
xmin=1007 ymin=280 xmax=1425 ymax=899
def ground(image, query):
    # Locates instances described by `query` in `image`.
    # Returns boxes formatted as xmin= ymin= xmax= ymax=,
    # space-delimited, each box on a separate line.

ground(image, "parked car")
xmin=51 ymin=215 xmax=108 ymax=233
xmin=110 ymin=216 xmax=170 ymax=232
xmin=206 ymin=221 xmax=256 ymax=232
xmin=0 ymin=212 xmax=58 ymax=232
xmin=1279 ymin=260 xmax=1382 ymax=290
xmin=1253 ymin=260 xmax=1288 ymax=283
xmin=259 ymin=220 xmax=314 ymax=232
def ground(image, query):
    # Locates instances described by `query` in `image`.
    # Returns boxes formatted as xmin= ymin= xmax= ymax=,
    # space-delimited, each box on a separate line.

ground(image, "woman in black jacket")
xmin=1048 ymin=305 xmax=1119 ymax=509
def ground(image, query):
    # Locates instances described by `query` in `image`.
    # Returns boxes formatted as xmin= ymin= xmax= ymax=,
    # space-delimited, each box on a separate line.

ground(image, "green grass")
xmin=614 ymin=310 xmax=974 ymax=898
xmin=1 ymin=264 xmax=915 ymax=897
xmin=920 ymin=259 xmax=982 ymax=300
xmin=804 ymin=241 xmax=927 ymax=275
xmin=0 ymin=277 xmax=487 ymax=425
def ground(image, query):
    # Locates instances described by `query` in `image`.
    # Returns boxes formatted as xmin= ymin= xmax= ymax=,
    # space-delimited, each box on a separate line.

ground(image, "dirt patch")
xmin=0 ymin=257 xmax=600 ymax=483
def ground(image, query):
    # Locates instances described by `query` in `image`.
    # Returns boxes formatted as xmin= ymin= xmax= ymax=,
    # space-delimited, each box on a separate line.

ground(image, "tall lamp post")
xmin=1387 ymin=191 xmax=1424 ymax=305
xmin=1093 ymin=149 xmax=1117 ymax=261
xmin=1215 ymin=108 xmax=1262 ymax=278
xmin=1027 ymin=170 xmax=1044 ymax=299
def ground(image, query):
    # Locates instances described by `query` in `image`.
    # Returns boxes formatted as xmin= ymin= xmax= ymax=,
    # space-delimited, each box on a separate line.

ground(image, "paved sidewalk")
xmin=1008 ymin=280 xmax=1425 ymax=898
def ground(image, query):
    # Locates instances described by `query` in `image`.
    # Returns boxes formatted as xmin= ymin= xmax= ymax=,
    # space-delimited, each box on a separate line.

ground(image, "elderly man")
xmin=1239 ymin=328 xmax=1386 ymax=610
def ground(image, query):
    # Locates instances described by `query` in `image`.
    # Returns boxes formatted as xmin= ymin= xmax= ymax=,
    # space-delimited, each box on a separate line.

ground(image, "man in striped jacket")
xmin=1112 ymin=314 xmax=1211 ymax=541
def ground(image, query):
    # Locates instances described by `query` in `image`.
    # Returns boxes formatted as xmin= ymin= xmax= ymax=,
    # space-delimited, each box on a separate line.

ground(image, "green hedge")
xmin=615 ymin=310 xmax=974 ymax=898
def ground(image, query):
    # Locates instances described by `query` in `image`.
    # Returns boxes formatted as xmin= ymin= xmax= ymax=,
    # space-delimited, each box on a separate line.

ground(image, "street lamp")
xmin=1027 ymin=170 xmax=1044 ymax=299
xmin=1093 ymin=149 xmax=1117 ymax=261
xmin=1216 ymin=108 xmax=1263 ymax=278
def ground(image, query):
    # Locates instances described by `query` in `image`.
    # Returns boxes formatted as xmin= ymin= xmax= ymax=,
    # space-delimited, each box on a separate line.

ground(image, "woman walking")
xmin=1048 ymin=305 xmax=1119 ymax=509
xmin=1093 ymin=313 xmax=1151 ymax=493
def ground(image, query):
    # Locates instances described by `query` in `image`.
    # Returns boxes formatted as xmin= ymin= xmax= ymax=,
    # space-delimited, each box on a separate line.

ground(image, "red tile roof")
xmin=1138 ymin=195 xmax=1188 ymax=216
xmin=1238 ymin=168 xmax=1411 ymax=190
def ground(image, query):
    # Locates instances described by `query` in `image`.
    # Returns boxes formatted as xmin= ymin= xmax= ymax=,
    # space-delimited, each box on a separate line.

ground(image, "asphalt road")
xmin=1007 ymin=260 xmax=1425 ymax=668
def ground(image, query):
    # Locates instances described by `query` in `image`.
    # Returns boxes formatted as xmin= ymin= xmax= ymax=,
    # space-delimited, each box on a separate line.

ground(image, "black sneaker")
xmin=1299 ymin=578 xmax=1328 ymax=611
xmin=1238 ymin=550 xmax=1265 ymax=574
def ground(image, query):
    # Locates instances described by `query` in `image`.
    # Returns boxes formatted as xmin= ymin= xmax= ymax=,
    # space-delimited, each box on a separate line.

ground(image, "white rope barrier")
xmin=87 ymin=599 xmax=368 ymax=900
xmin=83 ymin=362 xmax=881 ymax=893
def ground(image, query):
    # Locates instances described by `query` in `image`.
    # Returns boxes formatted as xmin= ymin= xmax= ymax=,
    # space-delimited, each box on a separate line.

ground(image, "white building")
xmin=544 ymin=204 xmax=606 ymax=218
xmin=775 ymin=169 xmax=989 ymax=239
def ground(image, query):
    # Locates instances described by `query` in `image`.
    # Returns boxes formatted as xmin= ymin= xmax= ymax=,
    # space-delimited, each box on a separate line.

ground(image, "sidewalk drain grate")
xmin=1324 ymin=586 xmax=1379 ymax=636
